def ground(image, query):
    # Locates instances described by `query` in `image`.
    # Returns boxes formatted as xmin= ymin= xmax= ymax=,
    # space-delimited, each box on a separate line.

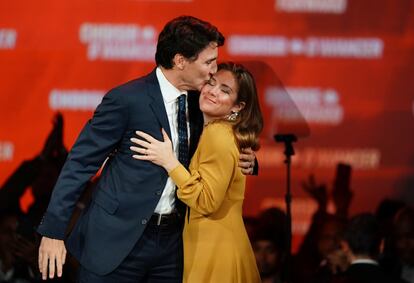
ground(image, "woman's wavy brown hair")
xmin=218 ymin=62 xmax=263 ymax=151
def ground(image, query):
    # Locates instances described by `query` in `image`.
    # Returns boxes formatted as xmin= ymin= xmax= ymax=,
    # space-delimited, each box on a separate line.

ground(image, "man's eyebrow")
xmin=205 ymin=56 xmax=217 ymax=62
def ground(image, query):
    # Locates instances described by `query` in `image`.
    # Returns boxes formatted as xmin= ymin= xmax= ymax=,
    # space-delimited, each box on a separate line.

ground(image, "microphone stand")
xmin=274 ymin=134 xmax=297 ymax=283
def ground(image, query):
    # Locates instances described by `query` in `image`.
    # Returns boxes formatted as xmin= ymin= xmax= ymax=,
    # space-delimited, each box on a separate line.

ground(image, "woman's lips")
xmin=202 ymin=94 xmax=216 ymax=104
xmin=207 ymin=97 xmax=216 ymax=104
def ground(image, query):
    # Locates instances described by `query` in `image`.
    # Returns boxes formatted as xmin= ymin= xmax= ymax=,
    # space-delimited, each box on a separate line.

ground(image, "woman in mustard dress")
xmin=131 ymin=62 xmax=263 ymax=283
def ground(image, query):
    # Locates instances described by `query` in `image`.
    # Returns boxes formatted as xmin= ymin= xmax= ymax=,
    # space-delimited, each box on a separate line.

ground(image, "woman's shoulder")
xmin=201 ymin=121 xmax=237 ymax=149
xmin=203 ymin=120 xmax=233 ymax=134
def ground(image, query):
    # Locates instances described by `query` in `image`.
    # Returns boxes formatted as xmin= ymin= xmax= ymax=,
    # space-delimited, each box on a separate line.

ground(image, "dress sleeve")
xmin=169 ymin=123 xmax=238 ymax=216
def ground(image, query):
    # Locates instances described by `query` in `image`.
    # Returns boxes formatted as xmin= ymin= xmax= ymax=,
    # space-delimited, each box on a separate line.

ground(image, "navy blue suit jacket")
xmin=37 ymin=69 xmax=203 ymax=275
xmin=335 ymin=263 xmax=393 ymax=283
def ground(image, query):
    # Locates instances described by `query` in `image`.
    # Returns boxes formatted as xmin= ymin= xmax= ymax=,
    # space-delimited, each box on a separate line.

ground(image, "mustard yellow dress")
xmin=169 ymin=121 xmax=261 ymax=283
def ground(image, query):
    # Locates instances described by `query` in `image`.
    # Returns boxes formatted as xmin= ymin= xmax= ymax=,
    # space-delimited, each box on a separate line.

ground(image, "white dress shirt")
xmin=153 ymin=67 xmax=189 ymax=214
xmin=350 ymin=258 xmax=379 ymax=265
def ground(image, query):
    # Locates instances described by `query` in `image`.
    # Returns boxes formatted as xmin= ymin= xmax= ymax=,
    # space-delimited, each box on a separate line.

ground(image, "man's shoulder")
xmin=188 ymin=90 xmax=201 ymax=111
xmin=109 ymin=69 xmax=158 ymax=95
xmin=345 ymin=263 xmax=390 ymax=282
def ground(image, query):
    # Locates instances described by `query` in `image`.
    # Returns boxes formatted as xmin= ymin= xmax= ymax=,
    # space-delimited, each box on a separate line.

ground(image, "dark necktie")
xmin=176 ymin=94 xmax=189 ymax=219
xmin=177 ymin=94 xmax=189 ymax=168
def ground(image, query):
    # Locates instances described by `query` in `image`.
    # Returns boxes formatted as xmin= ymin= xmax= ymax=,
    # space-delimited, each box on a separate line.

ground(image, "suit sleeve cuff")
xmin=36 ymin=212 xmax=67 ymax=240
xmin=252 ymin=157 xmax=259 ymax=176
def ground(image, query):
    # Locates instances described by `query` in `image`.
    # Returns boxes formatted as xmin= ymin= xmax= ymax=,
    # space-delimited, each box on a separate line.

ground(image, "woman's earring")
xmin=227 ymin=111 xmax=239 ymax=121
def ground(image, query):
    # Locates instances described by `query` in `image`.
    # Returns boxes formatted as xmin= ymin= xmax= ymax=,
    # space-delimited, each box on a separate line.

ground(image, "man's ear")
xmin=379 ymin=238 xmax=385 ymax=254
xmin=340 ymin=240 xmax=350 ymax=253
xmin=172 ymin=54 xmax=186 ymax=70
xmin=340 ymin=240 xmax=354 ymax=262
xmin=339 ymin=240 xmax=349 ymax=252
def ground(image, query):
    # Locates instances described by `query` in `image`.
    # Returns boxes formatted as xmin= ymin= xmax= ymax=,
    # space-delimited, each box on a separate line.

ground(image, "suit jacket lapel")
xmin=188 ymin=91 xmax=204 ymax=158
xmin=145 ymin=69 xmax=172 ymax=139
xmin=144 ymin=72 xmax=203 ymax=158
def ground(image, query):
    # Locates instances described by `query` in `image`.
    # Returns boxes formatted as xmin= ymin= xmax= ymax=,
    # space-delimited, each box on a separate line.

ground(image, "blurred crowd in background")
xmin=0 ymin=113 xmax=413 ymax=283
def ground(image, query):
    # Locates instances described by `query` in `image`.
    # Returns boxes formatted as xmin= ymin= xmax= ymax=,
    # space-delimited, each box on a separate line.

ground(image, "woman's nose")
xmin=209 ymin=86 xmax=220 ymax=96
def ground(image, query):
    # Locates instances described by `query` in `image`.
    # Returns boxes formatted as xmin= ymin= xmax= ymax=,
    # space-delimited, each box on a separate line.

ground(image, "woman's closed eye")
xmin=220 ymin=86 xmax=232 ymax=94
xmin=221 ymin=89 xmax=230 ymax=94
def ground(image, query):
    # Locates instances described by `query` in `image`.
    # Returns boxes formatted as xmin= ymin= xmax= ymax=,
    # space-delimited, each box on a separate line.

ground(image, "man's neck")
xmin=159 ymin=66 xmax=187 ymax=92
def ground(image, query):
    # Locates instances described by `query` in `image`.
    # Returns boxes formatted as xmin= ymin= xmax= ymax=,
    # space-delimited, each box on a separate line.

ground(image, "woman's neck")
xmin=203 ymin=114 xmax=213 ymax=126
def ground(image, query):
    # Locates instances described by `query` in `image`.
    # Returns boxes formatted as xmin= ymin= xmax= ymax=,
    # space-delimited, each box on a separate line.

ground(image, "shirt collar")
xmin=351 ymin=258 xmax=379 ymax=266
xmin=156 ymin=67 xmax=187 ymax=104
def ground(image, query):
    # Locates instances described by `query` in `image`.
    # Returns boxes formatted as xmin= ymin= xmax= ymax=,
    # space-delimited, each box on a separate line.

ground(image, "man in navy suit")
xmin=37 ymin=16 xmax=257 ymax=282
xmin=336 ymin=213 xmax=392 ymax=283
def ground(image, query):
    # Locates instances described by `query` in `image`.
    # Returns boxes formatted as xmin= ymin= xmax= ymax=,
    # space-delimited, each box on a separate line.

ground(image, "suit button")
xmin=155 ymin=190 xmax=162 ymax=196
xmin=141 ymin=219 xmax=147 ymax=225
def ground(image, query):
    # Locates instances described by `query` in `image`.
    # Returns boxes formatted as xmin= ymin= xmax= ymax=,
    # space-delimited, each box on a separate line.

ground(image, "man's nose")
xmin=210 ymin=62 xmax=218 ymax=74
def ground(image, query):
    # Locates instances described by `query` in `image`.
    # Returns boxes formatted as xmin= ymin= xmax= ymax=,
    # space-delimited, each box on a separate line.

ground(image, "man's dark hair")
xmin=253 ymin=207 xmax=287 ymax=253
xmin=155 ymin=15 xmax=225 ymax=69
xmin=343 ymin=213 xmax=382 ymax=258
